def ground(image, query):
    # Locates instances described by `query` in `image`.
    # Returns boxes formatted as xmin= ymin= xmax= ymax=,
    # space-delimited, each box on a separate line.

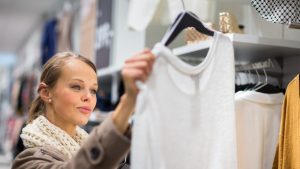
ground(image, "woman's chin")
xmin=76 ymin=118 xmax=89 ymax=126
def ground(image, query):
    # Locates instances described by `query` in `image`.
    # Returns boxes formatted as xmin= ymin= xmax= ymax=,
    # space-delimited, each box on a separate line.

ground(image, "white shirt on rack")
xmin=131 ymin=32 xmax=237 ymax=169
xmin=235 ymin=90 xmax=284 ymax=169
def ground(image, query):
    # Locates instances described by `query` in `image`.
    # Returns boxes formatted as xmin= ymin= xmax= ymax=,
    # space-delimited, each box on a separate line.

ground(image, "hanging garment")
xmin=273 ymin=74 xmax=300 ymax=169
xmin=57 ymin=8 xmax=74 ymax=52
xmin=79 ymin=0 xmax=97 ymax=61
xmin=127 ymin=0 xmax=214 ymax=31
xmin=235 ymin=91 xmax=284 ymax=169
xmin=127 ymin=0 xmax=161 ymax=31
xmin=41 ymin=18 xmax=57 ymax=65
xmin=251 ymin=0 xmax=300 ymax=24
xmin=131 ymin=32 xmax=237 ymax=169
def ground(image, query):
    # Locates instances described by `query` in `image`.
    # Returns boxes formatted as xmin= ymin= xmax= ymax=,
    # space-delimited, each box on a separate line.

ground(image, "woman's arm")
xmin=12 ymin=114 xmax=130 ymax=169
xmin=112 ymin=49 xmax=155 ymax=133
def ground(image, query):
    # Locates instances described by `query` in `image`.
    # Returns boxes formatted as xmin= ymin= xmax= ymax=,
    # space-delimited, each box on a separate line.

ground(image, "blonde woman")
xmin=12 ymin=50 xmax=155 ymax=169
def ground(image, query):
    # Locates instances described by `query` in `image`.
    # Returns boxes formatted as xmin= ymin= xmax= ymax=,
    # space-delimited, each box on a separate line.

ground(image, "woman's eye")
xmin=71 ymin=85 xmax=81 ymax=90
xmin=90 ymin=89 xmax=97 ymax=95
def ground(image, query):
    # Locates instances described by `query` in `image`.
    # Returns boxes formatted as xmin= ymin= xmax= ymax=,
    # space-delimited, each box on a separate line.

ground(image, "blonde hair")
xmin=28 ymin=52 xmax=96 ymax=123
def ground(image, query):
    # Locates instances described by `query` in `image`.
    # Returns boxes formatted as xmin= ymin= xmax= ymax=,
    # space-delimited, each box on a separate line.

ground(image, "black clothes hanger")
xmin=253 ymin=67 xmax=283 ymax=94
xmin=255 ymin=83 xmax=284 ymax=94
xmin=161 ymin=11 xmax=215 ymax=46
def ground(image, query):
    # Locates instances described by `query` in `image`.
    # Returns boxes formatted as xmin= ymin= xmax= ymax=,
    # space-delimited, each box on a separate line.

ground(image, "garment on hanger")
xmin=273 ymin=74 xmax=300 ymax=169
xmin=79 ymin=0 xmax=97 ymax=60
xmin=41 ymin=18 xmax=57 ymax=65
xmin=161 ymin=11 xmax=214 ymax=46
xmin=127 ymin=0 xmax=214 ymax=31
xmin=57 ymin=7 xmax=74 ymax=52
xmin=127 ymin=0 xmax=161 ymax=31
xmin=235 ymin=91 xmax=284 ymax=169
xmin=131 ymin=32 xmax=237 ymax=169
xmin=251 ymin=0 xmax=300 ymax=24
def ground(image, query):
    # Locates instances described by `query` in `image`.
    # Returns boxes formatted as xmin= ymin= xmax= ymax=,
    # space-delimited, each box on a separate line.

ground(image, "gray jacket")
xmin=12 ymin=115 xmax=130 ymax=169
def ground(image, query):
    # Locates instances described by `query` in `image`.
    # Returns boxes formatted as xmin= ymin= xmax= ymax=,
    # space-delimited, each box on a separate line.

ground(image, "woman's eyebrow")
xmin=71 ymin=78 xmax=98 ymax=87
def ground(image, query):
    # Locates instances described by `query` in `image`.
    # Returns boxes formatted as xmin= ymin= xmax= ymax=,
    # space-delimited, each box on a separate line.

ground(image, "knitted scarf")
xmin=21 ymin=115 xmax=89 ymax=159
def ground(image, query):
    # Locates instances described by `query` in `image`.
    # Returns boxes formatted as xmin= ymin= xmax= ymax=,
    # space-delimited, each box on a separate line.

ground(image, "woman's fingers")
xmin=124 ymin=60 xmax=151 ymax=75
xmin=122 ymin=68 xmax=147 ymax=83
xmin=121 ymin=48 xmax=156 ymax=97
xmin=125 ymin=49 xmax=155 ymax=64
xmin=123 ymin=49 xmax=155 ymax=80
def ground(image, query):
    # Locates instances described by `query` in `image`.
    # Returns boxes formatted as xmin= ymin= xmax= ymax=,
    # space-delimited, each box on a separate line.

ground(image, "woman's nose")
xmin=82 ymin=90 xmax=92 ymax=102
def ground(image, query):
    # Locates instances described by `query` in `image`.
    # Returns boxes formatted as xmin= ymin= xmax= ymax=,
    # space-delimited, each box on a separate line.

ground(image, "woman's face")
xmin=49 ymin=58 xmax=98 ymax=126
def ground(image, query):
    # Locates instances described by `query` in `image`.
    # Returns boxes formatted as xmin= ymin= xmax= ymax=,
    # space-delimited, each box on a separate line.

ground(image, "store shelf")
xmin=228 ymin=33 xmax=300 ymax=62
xmin=97 ymin=34 xmax=300 ymax=77
xmin=173 ymin=33 xmax=300 ymax=62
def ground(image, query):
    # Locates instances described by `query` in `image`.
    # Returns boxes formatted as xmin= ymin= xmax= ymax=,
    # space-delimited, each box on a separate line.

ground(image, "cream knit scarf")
xmin=21 ymin=115 xmax=89 ymax=159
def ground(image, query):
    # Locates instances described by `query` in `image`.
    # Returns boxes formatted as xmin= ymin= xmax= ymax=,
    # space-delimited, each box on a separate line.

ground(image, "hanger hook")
xmin=255 ymin=69 xmax=260 ymax=83
xmin=237 ymin=72 xmax=242 ymax=85
xmin=247 ymin=70 xmax=253 ymax=84
xmin=252 ymin=64 xmax=261 ymax=84
xmin=180 ymin=0 xmax=186 ymax=11
xmin=262 ymin=67 xmax=268 ymax=84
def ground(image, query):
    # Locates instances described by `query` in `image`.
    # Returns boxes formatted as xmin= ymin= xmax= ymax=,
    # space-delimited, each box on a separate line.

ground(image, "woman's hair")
xmin=27 ymin=52 xmax=97 ymax=123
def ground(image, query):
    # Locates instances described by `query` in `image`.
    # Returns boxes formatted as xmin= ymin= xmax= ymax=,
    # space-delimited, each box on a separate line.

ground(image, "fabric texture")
xmin=21 ymin=115 xmax=89 ymax=159
xmin=273 ymin=74 xmax=300 ymax=169
xmin=235 ymin=91 xmax=284 ymax=169
xmin=251 ymin=0 xmax=300 ymax=24
xmin=132 ymin=32 xmax=237 ymax=169
xmin=12 ymin=114 xmax=131 ymax=169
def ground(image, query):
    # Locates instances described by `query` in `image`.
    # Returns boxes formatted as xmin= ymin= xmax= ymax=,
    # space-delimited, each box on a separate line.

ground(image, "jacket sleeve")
xmin=12 ymin=114 xmax=131 ymax=169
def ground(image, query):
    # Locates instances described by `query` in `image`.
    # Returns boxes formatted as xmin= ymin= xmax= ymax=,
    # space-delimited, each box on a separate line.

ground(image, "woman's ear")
xmin=38 ymin=82 xmax=52 ymax=102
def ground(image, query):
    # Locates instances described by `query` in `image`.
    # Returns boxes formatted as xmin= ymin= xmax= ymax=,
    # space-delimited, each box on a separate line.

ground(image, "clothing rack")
xmin=235 ymin=58 xmax=283 ymax=87
xmin=235 ymin=59 xmax=274 ymax=72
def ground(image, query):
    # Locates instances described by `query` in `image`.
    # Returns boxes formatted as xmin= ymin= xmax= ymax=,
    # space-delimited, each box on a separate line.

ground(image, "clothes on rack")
xmin=235 ymin=91 xmax=284 ymax=169
xmin=12 ymin=122 xmax=26 ymax=159
xmin=251 ymin=0 xmax=300 ymax=24
xmin=131 ymin=32 xmax=237 ymax=169
xmin=57 ymin=7 xmax=74 ymax=52
xmin=273 ymin=74 xmax=300 ymax=169
xmin=79 ymin=0 xmax=97 ymax=61
xmin=41 ymin=18 xmax=58 ymax=65
xmin=4 ymin=116 xmax=24 ymax=153
xmin=15 ymin=75 xmax=37 ymax=116
xmin=41 ymin=4 xmax=78 ymax=65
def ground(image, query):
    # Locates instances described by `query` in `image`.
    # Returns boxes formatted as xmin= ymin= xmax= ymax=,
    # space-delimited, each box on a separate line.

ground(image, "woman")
xmin=12 ymin=50 xmax=155 ymax=169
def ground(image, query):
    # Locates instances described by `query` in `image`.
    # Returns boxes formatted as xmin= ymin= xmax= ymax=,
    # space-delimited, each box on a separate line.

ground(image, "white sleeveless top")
xmin=131 ymin=32 xmax=237 ymax=169
xmin=235 ymin=91 xmax=284 ymax=169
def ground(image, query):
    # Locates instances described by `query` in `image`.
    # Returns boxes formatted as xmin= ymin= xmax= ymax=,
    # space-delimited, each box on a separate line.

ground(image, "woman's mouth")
xmin=78 ymin=107 xmax=91 ymax=114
